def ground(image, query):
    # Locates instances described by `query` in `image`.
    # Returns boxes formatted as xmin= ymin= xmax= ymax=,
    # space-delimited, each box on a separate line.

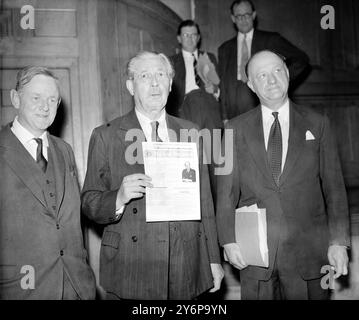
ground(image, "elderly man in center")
xmin=81 ymin=51 xmax=224 ymax=300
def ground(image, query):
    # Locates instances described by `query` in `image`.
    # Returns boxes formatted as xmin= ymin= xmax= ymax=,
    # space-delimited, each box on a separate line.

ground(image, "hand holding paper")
xmin=196 ymin=52 xmax=220 ymax=86
xmin=223 ymin=243 xmax=248 ymax=270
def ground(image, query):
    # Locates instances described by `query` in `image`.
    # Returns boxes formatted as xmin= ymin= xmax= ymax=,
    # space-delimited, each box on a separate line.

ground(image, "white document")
xmin=142 ymin=142 xmax=201 ymax=222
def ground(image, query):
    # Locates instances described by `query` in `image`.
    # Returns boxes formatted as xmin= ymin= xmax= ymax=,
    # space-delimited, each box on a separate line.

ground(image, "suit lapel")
xmin=279 ymin=103 xmax=308 ymax=186
xmin=0 ymin=125 xmax=47 ymax=207
xmin=243 ymin=107 xmax=276 ymax=187
xmin=48 ymin=136 xmax=65 ymax=216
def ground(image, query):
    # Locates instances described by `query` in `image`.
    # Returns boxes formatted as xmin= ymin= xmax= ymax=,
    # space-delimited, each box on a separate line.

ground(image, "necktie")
xmin=34 ymin=138 xmax=47 ymax=172
xmin=192 ymin=53 xmax=201 ymax=86
xmin=240 ymin=34 xmax=249 ymax=82
xmin=150 ymin=121 xmax=162 ymax=142
xmin=267 ymin=112 xmax=282 ymax=186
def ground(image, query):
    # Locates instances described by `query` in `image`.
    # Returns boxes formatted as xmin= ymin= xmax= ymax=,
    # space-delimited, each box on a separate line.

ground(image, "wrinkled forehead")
xmin=133 ymin=56 xmax=167 ymax=74
xmin=233 ymin=1 xmax=253 ymax=14
xmin=248 ymin=52 xmax=285 ymax=75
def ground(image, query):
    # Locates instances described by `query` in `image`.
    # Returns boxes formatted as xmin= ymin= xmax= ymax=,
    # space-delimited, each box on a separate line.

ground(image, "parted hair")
xmin=15 ymin=66 xmax=59 ymax=91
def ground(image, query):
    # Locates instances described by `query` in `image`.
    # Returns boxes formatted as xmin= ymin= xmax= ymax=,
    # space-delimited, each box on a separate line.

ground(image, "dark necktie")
xmin=150 ymin=121 xmax=162 ymax=142
xmin=240 ymin=34 xmax=249 ymax=82
xmin=192 ymin=53 xmax=201 ymax=86
xmin=267 ymin=112 xmax=282 ymax=186
xmin=34 ymin=137 xmax=47 ymax=172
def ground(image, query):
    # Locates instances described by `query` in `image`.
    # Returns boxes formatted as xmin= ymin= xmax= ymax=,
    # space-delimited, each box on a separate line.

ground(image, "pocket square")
xmin=306 ymin=130 xmax=315 ymax=140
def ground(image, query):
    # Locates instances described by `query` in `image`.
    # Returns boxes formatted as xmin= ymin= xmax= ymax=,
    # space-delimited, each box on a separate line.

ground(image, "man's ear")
xmin=247 ymin=79 xmax=255 ymax=93
xmin=10 ymin=89 xmax=21 ymax=109
xmin=231 ymin=14 xmax=236 ymax=24
xmin=177 ymin=35 xmax=182 ymax=45
xmin=169 ymin=79 xmax=173 ymax=92
xmin=126 ymin=79 xmax=134 ymax=96
xmin=252 ymin=11 xmax=257 ymax=20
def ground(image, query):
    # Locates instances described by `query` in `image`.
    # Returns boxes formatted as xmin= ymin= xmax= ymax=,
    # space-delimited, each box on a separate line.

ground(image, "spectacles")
xmin=234 ymin=13 xmax=253 ymax=20
xmin=136 ymin=71 xmax=168 ymax=82
xmin=181 ymin=33 xmax=199 ymax=38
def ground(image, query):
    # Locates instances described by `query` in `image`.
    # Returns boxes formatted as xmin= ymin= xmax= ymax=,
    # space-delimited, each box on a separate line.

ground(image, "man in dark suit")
xmin=81 ymin=51 xmax=224 ymax=300
xmin=216 ymin=50 xmax=350 ymax=299
xmin=182 ymin=161 xmax=196 ymax=182
xmin=168 ymin=20 xmax=223 ymax=199
xmin=0 ymin=66 xmax=96 ymax=299
xmin=218 ymin=0 xmax=309 ymax=120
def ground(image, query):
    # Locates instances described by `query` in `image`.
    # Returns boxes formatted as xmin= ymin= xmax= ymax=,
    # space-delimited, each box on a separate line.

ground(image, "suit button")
xmin=132 ymin=236 xmax=138 ymax=242
xmin=133 ymin=208 xmax=137 ymax=214
xmin=52 ymin=205 xmax=56 ymax=211
xmin=56 ymin=223 xmax=60 ymax=230
xmin=198 ymin=231 xmax=202 ymax=237
xmin=60 ymin=250 xmax=64 ymax=256
xmin=49 ymin=193 xmax=54 ymax=197
xmin=46 ymin=180 xmax=50 ymax=184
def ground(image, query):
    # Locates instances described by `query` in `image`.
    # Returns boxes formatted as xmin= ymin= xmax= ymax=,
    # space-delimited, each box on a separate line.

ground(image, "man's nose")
xmin=39 ymin=98 xmax=50 ymax=111
xmin=151 ymin=74 xmax=159 ymax=86
xmin=267 ymin=73 xmax=276 ymax=84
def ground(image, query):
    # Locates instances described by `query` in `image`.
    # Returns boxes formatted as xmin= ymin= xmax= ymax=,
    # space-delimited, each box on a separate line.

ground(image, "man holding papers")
xmin=216 ymin=50 xmax=350 ymax=299
xmin=82 ymin=51 xmax=223 ymax=299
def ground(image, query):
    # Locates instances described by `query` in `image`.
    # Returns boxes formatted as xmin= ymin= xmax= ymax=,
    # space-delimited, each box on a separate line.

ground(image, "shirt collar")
xmin=237 ymin=28 xmax=254 ymax=40
xmin=182 ymin=49 xmax=198 ymax=60
xmin=261 ymin=99 xmax=290 ymax=123
xmin=11 ymin=116 xmax=49 ymax=147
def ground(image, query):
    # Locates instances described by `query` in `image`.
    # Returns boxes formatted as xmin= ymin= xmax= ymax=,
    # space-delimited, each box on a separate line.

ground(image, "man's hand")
xmin=327 ymin=245 xmax=349 ymax=279
xmin=209 ymin=263 xmax=224 ymax=293
xmin=223 ymin=243 xmax=248 ymax=270
xmin=116 ymin=173 xmax=152 ymax=207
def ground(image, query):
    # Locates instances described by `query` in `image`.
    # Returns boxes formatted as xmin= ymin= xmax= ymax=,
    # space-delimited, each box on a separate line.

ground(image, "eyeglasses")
xmin=181 ymin=33 xmax=199 ymax=38
xmin=234 ymin=13 xmax=253 ymax=20
xmin=136 ymin=71 xmax=168 ymax=82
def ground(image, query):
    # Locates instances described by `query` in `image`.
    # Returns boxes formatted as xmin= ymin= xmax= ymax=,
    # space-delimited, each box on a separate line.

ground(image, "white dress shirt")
xmin=261 ymin=100 xmax=290 ymax=171
xmin=237 ymin=29 xmax=254 ymax=80
xmin=11 ymin=116 xmax=49 ymax=161
xmin=135 ymin=109 xmax=169 ymax=142
xmin=182 ymin=49 xmax=200 ymax=94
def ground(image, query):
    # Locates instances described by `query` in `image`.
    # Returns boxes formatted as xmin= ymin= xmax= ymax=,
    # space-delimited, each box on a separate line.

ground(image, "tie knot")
xmin=272 ymin=112 xmax=279 ymax=120
xmin=34 ymin=137 xmax=43 ymax=147
xmin=243 ymin=33 xmax=247 ymax=39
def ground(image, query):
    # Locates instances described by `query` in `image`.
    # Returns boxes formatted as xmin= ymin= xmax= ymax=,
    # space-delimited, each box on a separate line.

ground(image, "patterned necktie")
xmin=150 ymin=121 xmax=162 ymax=142
xmin=240 ymin=34 xmax=249 ymax=82
xmin=267 ymin=112 xmax=282 ymax=186
xmin=34 ymin=137 xmax=47 ymax=172
xmin=192 ymin=53 xmax=201 ymax=86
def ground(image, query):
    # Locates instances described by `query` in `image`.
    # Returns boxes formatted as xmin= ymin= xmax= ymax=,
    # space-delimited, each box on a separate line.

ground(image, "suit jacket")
xmin=216 ymin=102 xmax=350 ymax=281
xmin=218 ymin=29 xmax=309 ymax=119
xmin=182 ymin=168 xmax=196 ymax=182
xmin=167 ymin=51 xmax=220 ymax=118
xmin=81 ymin=110 xmax=221 ymax=299
xmin=0 ymin=125 xmax=96 ymax=299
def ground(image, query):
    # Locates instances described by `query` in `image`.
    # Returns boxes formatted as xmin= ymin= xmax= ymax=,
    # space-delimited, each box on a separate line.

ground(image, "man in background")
xmin=218 ymin=0 xmax=309 ymax=121
xmin=0 ymin=66 xmax=96 ymax=299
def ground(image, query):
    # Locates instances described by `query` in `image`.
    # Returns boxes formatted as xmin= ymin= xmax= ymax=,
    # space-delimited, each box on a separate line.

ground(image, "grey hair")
xmin=15 ymin=66 xmax=59 ymax=92
xmin=126 ymin=51 xmax=175 ymax=80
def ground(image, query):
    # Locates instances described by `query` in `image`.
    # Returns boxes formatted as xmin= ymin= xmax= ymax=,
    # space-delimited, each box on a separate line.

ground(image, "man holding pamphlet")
xmin=216 ymin=50 xmax=350 ymax=299
xmin=82 ymin=51 xmax=223 ymax=300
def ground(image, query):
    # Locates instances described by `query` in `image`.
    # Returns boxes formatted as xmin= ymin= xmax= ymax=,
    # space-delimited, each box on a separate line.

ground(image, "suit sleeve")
xmin=215 ymin=123 xmax=241 ymax=246
xmin=271 ymin=32 xmax=309 ymax=82
xmin=81 ymin=128 xmax=120 ymax=225
xmin=319 ymin=114 xmax=351 ymax=247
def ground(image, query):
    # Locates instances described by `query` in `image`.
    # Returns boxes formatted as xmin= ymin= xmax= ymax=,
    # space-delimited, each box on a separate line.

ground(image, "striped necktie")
xmin=150 ymin=121 xmax=162 ymax=142
xmin=267 ymin=112 xmax=282 ymax=186
xmin=192 ymin=53 xmax=201 ymax=86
